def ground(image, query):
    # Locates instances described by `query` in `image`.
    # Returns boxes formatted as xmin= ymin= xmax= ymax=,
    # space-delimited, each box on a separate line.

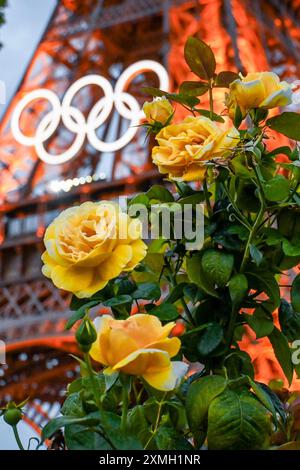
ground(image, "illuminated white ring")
xmin=11 ymin=89 xmax=61 ymax=146
xmin=10 ymin=61 xmax=170 ymax=164
xmin=35 ymin=107 xmax=86 ymax=165
xmin=61 ymin=75 xmax=114 ymax=133
xmin=115 ymin=60 xmax=169 ymax=119
xmin=87 ymin=92 xmax=140 ymax=152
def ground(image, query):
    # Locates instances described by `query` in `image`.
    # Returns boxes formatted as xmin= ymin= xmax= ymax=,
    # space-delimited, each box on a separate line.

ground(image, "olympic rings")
xmin=11 ymin=60 xmax=169 ymax=165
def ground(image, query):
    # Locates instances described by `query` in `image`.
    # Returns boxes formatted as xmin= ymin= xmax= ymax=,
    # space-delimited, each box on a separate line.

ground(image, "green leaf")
xmin=184 ymin=36 xmax=216 ymax=80
xmin=127 ymin=406 xmax=151 ymax=447
xmin=61 ymin=392 xmax=85 ymax=417
xmin=146 ymin=185 xmax=174 ymax=203
xmin=263 ymin=228 xmax=285 ymax=246
xmin=246 ymin=270 xmax=280 ymax=308
xmin=42 ymin=412 xmax=100 ymax=441
xmin=186 ymin=375 xmax=227 ymax=447
xmin=141 ymin=87 xmax=200 ymax=109
xmin=268 ymin=327 xmax=293 ymax=385
xmin=292 ymin=274 xmax=300 ymax=312
xmin=65 ymin=300 xmax=99 ymax=330
xmin=207 ymin=389 xmax=272 ymax=449
xmin=178 ymin=192 xmax=205 ymax=205
xmin=128 ymin=193 xmax=149 ymax=207
xmin=99 ymin=411 xmax=143 ymax=450
xmin=215 ymin=71 xmax=239 ymax=87
xmin=155 ymin=426 xmax=193 ymax=450
xmin=233 ymin=105 xmax=243 ymax=128
xmin=263 ymin=175 xmax=290 ymax=202
xmin=202 ymin=249 xmax=234 ymax=287
xmin=104 ymin=372 xmax=119 ymax=392
xmin=179 ymin=80 xmax=209 ymax=96
xmin=228 ymin=274 xmax=248 ymax=306
xmin=194 ymin=108 xmax=225 ymax=122
xmin=247 ymin=378 xmax=277 ymax=422
xmin=279 ymin=299 xmax=300 ymax=342
xmin=282 ymin=238 xmax=300 ymax=257
xmin=186 ymin=253 xmax=219 ymax=298
xmin=149 ymin=303 xmax=179 ymax=321
xmin=197 ymin=323 xmax=224 ymax=356
xmin=249 ymin=244 xmax=263 ymax=266
xmin=266 ymin=112 xmax=300 ymax=141
xmin=224 ymin=351 xmax=254 ymax=379
xmin=103 ymin=295 xmax=132 ymax=307
xmin=64 ymin=424 xmax=112 ymax=450
xmin=245 ymin=304 xmax=274 ymax=339
xmin=132 ymin=282 xmax=161 ymax=300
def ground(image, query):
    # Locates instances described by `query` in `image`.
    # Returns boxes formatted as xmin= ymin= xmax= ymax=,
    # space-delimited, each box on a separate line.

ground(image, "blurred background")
xmin=0 ymin=0 xmax=300 ymax=449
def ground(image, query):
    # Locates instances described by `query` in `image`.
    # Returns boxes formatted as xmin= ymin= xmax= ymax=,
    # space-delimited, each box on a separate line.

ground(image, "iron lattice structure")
xmin=1 ymin=0 xmax=300 ymax=433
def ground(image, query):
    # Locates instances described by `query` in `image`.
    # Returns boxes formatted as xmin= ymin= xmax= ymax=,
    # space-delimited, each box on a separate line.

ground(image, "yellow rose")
xmin=152 ymin=116 xmax=239 ymax=181
xmin=226 ymin=72 xmax=292 ymax=118
xmin=41 ymin=201 xmax=147 ymax=298
xmin=143 ymin=97 xmax=174 ymax=125
xmin=90 ymin=314 xmax=189 ymax=391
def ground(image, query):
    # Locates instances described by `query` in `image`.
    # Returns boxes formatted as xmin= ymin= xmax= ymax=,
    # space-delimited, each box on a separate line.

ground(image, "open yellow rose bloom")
xmin=41 ymin=201 xmax=147 ymax=298
xmin=151 ymin=116 xmax=239 ymax=182
xmin=90 ymin=314 xmax=189 ymax=391
xmin=226 ymin=71 xmax=292 ymax=117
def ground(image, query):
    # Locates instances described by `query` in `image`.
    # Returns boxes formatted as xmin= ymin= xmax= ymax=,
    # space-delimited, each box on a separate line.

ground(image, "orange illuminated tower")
xmin=1 ymin=0 xmax=300 ymax=434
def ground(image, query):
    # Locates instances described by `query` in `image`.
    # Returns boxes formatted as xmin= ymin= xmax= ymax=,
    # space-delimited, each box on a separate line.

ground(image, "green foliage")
xmin=12 ymin=34 xmax=300 ymax=451
xmin=266 ymin=112 xmax=300 ymax=140
xmin=207 ymin=389 xmax=272 ymax=449
xmin=184 ymin=37 xmax=216 ymax=80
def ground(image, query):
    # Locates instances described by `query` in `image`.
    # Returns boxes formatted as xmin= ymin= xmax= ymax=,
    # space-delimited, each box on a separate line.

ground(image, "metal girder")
xmin=50 ymin=0 xmax=190 ymax=38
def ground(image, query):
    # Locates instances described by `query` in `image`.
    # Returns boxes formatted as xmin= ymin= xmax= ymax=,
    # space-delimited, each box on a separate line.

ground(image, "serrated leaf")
xmin=207 ymin=389 xmax=272 ymax=449
xmin=215 ymin=71 xmax=239 ymax=87
xmin=179 ymin=80 xmax=209 ymax=96
xmin=202 ymin=249 xmax=234 ymax=287
xmin=186 ymin=375 xmax=227 ymax=447
xmin=194 ymin=108 xmax=225 ymax=122
xmin=186 ymin=253 xmax=219 ymax=298
xmin=266 ymin=112 xmax=300 ymax=141
xmin=184 ymin=36 xmax=216 ymax=80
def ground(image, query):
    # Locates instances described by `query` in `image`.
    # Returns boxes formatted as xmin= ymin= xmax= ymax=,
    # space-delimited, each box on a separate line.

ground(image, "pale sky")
xmin=0 ymin=0 xmax=56 ymax=118
xmin=0 ymin=0 xmax=55 ymax=450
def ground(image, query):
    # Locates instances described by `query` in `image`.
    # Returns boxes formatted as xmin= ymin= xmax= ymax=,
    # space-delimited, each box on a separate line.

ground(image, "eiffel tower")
xmin=1 ymin=0 xmax=300 ymax=436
